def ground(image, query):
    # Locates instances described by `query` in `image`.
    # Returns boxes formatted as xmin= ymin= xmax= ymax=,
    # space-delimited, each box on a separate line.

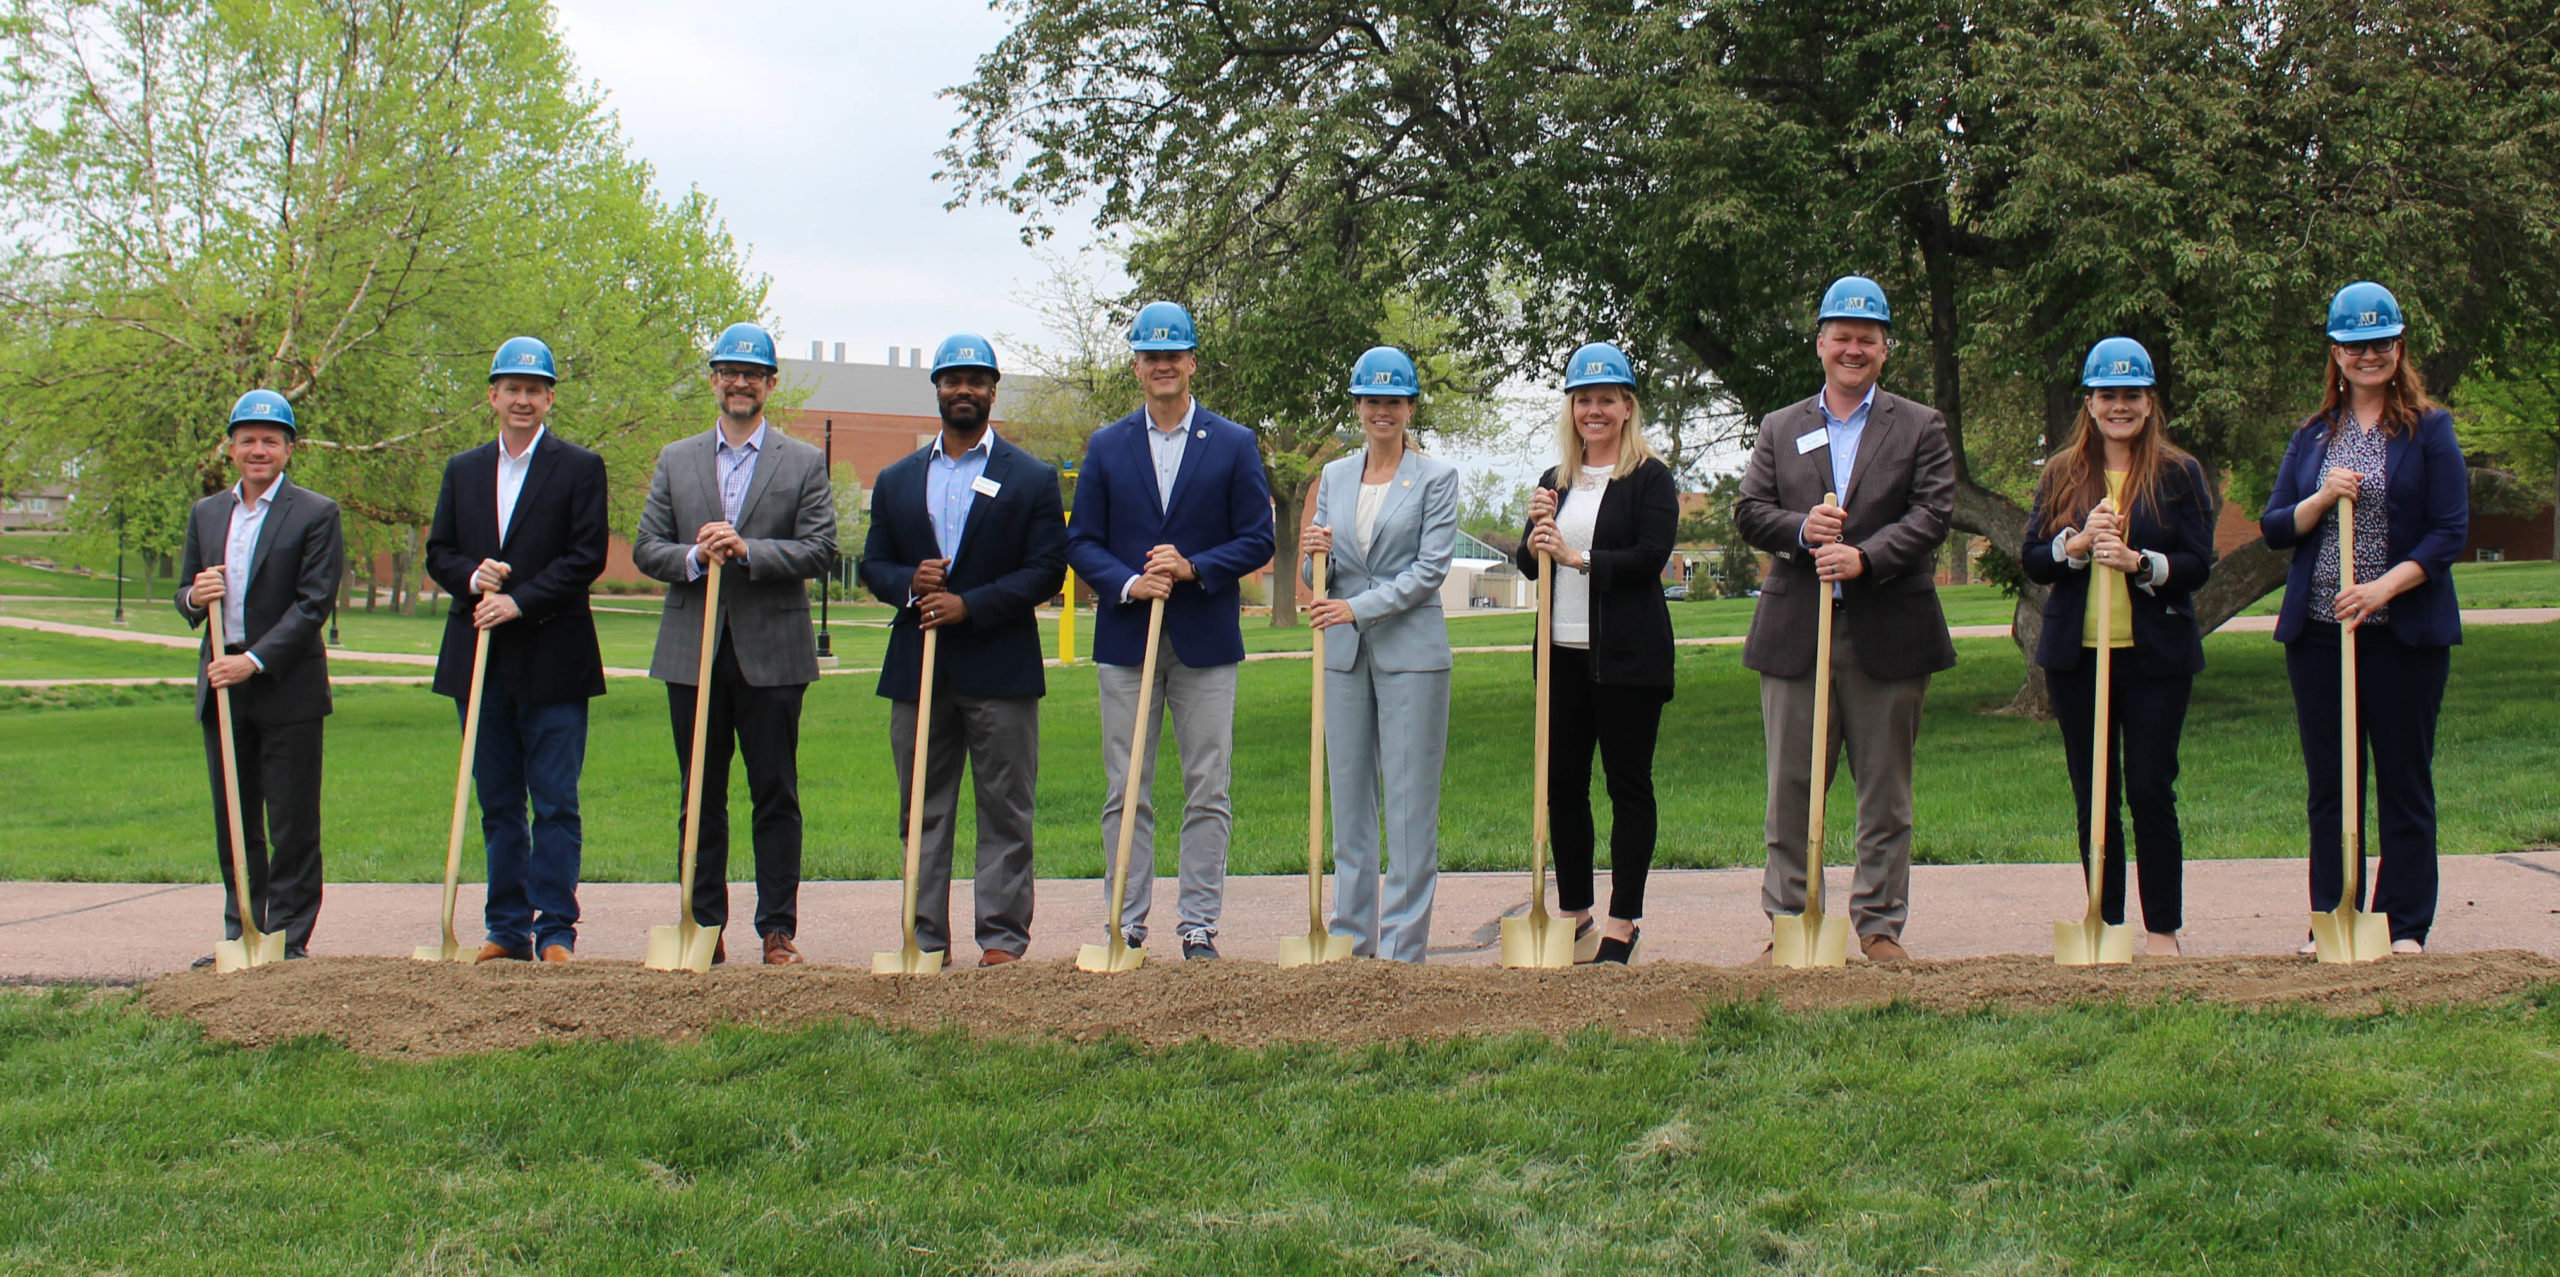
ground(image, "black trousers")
xmin=200 ymin=712 xmax=325 ymax=952
xmin=2046 ymin=654 xmax=2192 ymax=933
xmin=1545 ymin=645 xmax=1668 ymax=920
xmin=2286 ymin=622 xmax=2449 ymax=943
xmin=667 ymin=635 xmax=807 ymax=939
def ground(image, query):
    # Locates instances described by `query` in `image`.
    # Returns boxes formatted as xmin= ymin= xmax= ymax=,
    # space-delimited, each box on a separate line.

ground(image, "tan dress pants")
xmin=1758 ymin=621 xmax=1932 ymax=941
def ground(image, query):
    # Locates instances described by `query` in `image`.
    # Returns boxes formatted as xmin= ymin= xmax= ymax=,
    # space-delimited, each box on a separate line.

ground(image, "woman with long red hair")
xmin=2021 ymin=338 xmax=2216 ymax=956
xmin=2260 ymin=282 xmax=2468 ymax=956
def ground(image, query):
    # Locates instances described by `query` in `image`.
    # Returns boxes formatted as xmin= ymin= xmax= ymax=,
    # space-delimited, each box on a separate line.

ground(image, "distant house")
xmin=1 ymin=484 xmax=71 ymax=531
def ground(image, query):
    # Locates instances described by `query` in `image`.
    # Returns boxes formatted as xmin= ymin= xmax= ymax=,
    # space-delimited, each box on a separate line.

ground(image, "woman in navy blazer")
xmin=2021 ymin=338 xmax=2215 ymax=956
xmin=2260 ymin=282 xmax=2468 ymax=954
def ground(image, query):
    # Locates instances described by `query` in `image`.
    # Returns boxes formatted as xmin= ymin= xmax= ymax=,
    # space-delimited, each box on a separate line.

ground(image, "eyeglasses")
xmin=2335 ymin=337 xmax=2399 ymax=357
xmin=710 ymin=367 xmax=772 ymax=384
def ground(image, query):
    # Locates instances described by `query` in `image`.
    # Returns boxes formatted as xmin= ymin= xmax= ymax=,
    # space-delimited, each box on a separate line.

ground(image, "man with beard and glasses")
xmin=632 ymin=321 xmax=837 ymax=965
xmin=858 ymin=333 xmax=1067 ymax=965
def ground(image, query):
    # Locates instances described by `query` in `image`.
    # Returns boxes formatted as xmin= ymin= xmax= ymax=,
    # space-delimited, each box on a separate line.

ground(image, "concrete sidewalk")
xmin=6 ymin=853 xmax=2552 ymax=983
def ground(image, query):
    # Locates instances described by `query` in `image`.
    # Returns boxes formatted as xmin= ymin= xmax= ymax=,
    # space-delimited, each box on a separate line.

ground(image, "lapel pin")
xmin=1195 ymin=429 xmax=1206 ymax=439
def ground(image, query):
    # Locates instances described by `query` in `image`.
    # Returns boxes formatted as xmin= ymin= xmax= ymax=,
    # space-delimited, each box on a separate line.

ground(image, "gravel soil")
xmin=134 ymin=950 xmax=2560 ymax=1058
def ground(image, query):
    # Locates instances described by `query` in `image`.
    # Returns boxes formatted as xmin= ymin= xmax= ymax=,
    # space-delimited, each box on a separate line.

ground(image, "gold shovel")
xmin=208 ymin=585 xmax=286 ymax=973
xmin=646 ymin=556 xmax=727 ymax=973
xmin=875 ymin=624 xmax=947 ymax=976
xmin=2311 ymin=495 xmax=2390 ymax=964
xmin=1281 ymin=551 xmax=1354 ymax=968
xmin=1078 ymin=596 xmax=1166 ymax=973
xmin=416 ymin=591 xmax=493 ymax=964
xmin=1772 ymin=493 xmax=1853 ymax=968
xmin=1501 ymin=551 xmax=1574 ymax=968
xmin=2056 ymin=503 xmax=2136 ymax=966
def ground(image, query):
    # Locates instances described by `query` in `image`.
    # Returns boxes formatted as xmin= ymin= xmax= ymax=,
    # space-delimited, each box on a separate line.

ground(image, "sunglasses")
xmin=2335 ymin=337 xmax=2399 ymax=357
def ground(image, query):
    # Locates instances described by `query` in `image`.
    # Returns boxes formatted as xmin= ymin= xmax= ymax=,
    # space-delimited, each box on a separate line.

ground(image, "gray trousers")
xmin=889 ymin=694 xmax=1039 ymax=955
xmin=1760 ymin=624 xmax=1931 ymax=941
xmin=1325 ymin=650 xmax=1449 ymax=963
xmin=1096 ymin=637 xmax=1237 ymax=943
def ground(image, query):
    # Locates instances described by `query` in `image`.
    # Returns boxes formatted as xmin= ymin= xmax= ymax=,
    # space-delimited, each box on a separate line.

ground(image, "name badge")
xmin=1795 ymin=431 xmax=1829 ymax=456
xmin=970 ymin=476 xmax=1002 ymax=498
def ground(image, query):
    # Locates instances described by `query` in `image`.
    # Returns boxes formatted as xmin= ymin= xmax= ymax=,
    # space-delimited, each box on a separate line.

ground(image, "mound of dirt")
xmin=137 ymin=950 xmax=2560 ymax=1058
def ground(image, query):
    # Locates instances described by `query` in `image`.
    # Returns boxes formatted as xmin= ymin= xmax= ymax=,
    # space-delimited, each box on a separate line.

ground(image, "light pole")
xmin=816 ymin=417 xmax=834 ymax=663
xmin=112 ymin=505 xmax=128 ymax=627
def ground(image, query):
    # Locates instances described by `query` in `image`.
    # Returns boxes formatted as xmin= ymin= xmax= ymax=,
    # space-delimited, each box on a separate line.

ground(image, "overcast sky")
xmin=548 ymin=0 xmax=1561 ymax=480
xmin=551 ymin=0 xmax=1106 ymax=369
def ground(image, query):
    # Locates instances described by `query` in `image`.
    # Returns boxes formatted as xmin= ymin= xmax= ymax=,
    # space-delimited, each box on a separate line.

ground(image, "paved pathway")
xmin=6 ymin=854 xmax=2552 ymax=983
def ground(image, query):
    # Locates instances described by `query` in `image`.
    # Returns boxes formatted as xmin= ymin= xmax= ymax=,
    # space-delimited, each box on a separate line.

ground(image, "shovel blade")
xmin=412 ymin=941 xmax=470 ymax=964
xmin=214 ymin=928 xmax=286 ymax=973
xmin=2054 ymin=919 xmax=2137 ymax=967
xmin=1770 ymin=909 xmax=1850 ymax=968
xmin=2309 ymin=907 xmax=2391 ymax=964
xmin=1279 ymin=930 xmax=1356 ymax=968
xmin=1499 ymin=914 xmax=1575 ymax=969
xmin=1076 ymin=939 xmax=1144 ymax=973
xmin=645 ymin=922 xmax=719 ymax=973
xmin=872 ymin=945 xmax=946 ymax=976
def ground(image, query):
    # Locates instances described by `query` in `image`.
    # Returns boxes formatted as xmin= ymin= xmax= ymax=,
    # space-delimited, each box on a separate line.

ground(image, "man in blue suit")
xmin=859 ymin=334 xmax=1067 ymax=966
xmin=1066 ymin=301 xmax=1276 ymax=959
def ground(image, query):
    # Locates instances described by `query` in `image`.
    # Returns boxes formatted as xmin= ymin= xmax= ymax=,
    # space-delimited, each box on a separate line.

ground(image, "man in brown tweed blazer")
xmin=1733 ymin=275 xmax=1957 ymax=962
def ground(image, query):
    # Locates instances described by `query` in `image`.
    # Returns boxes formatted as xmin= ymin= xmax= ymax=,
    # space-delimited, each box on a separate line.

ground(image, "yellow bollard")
xmin=1058 ymin=511 xmax=1078 ymax=665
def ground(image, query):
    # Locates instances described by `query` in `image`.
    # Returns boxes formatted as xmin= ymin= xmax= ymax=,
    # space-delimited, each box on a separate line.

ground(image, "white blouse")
xmin=1550 ymin=470 xmax=1609 ymax=648
xmin=1354 ymin=481 xmax=1390 ymax=555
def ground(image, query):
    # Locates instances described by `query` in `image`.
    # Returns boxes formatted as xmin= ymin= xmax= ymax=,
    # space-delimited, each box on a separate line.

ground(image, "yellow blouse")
xmin=2082 ymin=470 xmax=2133 ymax=649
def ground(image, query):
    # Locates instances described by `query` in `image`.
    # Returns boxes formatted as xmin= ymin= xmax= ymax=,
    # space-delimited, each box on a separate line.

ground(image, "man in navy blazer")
xmin=859 ymin=333 xmax=1067 ymax=965
xmin=1065 ymin=301 xmax=1275 ymax=959
xmin=424 ymin=337 xmax=609 ymax=963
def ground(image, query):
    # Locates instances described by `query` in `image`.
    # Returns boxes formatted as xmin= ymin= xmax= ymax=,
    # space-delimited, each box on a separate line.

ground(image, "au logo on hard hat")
xmin=1371 ymin=371 xmax=1391 ymax=385
xmin=2358 ymin=311 xmax=2379 ymax=327
xmin=1585 ymin=360 xmax=1605 ymax=375
xmin=960 ymin=347 xmax=978 ymax=359
xmin=518 ymin=354 xmax=538 ymax=366
xmin=2112 ymin=360 xmax=2131 ymax=375
xmin=1151 ymin=327 xmax=1170 ymax=340
xmin=252 ymin=402 xmax=273 ymax=416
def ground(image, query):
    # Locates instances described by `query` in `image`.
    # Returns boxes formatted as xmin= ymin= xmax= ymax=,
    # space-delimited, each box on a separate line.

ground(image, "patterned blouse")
xmin=2308 ymin=419 xmax=2391 ymax=625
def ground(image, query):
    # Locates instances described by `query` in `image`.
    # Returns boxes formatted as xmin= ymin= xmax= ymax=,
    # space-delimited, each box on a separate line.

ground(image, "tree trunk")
xmin=364 ymin=548 xmax=377 ymax=612
xmin=1269 ymin=479 xmax=1305 ymax=626
xmin=1989 ymin=587 xmax=2052 ymax=718
xmin=2190 ymin=539 xmax=2294 ymax=634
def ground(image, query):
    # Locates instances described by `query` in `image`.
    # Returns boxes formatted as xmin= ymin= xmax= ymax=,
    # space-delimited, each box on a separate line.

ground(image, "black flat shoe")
xmin=1594 ymin=927 xmax=1642 ymax=965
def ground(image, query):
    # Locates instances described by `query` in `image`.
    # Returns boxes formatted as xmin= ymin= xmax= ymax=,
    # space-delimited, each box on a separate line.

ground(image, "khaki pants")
xmin=1759 ymin=623 xmax=1931 ymax=941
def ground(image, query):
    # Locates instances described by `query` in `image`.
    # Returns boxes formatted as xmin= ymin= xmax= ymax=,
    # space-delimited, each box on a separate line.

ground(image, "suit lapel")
xmin=1162 ymin=409 xmax=1209 ymax=519
xmin=1783 ymin=401 xmax=1831 ymax=501
xmin=1125 ymin=417 xmax=1167 ymax=522
xmin=246 ymin=477 xmax=297 ymax=591
xmin=693 ymin=427 xmax=724 ymax=528
xmin=1368 ymin=451 xmax=1421 ymax=564
xmin=950 ymin=440 xmax=1016 ymax=568
xmin=1321 ymin=459 xmax=1364 ymax=578
xmin=499 ymin=432 xmax=559 ymax=554
xmin=735 ymin=423 xmax=786 ymax=529
xmin=1841 ymin=396 xmax=1894 ymax=510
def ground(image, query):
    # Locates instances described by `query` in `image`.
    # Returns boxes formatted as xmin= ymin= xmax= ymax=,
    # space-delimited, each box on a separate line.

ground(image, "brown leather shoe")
xmin=763 ymin=933 xmax=803 ymax=965
xmin=979 ymin=948 xmax=1022 ymax=968
xmin=1862 ymin=934 xmax=1910 ymax=963
xmin=474 ymin=941 xmax=531 ymax=963
xmin=541 ymin=945 xmax=572 ymax=964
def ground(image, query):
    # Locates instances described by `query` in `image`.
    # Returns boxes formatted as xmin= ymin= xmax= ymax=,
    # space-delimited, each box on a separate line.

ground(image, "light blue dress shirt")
xmin=1147 ymin=398 xmax=1197 ymax=509
xmin=924 ymin=429 xmax=995 ymax=562
xmin=1802 ymin=384 xmax=1874 ymax=597
xmin=688 ymin=420 xmax=765 ymax=579
xmin=221 ymin=480 xmax=275 ymax=667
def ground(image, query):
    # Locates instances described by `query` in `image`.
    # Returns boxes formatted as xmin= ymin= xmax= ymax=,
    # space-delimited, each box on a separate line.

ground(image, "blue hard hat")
xmin=1562 ymin=341 xmax=1636 ymax=391
xmin=1347 ymin=346 xmax=1420 ymax=397
xmin=1817 ymin=275 xmax=1893 ymax=326
xmin=2080 ymin=337 xmax=2157 ymax=388
xmin=930 ymin=332 xmax=1001 ymax=380
xmin=227 ymin=389 xmax=296 ymax=437
xmin=1127 ymin=301 xmax=1198 ymax=352
xmin=2326 ymin=281 xmax=2405 ymax=343
xmin=707 ymin=321 xmax=778 ymax=369
xmin=489 ymin=335 xmax=558 ymax=383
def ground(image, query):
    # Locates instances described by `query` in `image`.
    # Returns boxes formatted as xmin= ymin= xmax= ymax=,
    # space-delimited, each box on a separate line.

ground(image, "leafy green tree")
xmin=2453 ymin=350 xmax=2560 ymax=560
xmin=946 ymin=0 xmax=2560 ymax=706
xmin=1456 ymin=469 xmax=1531 ymax=544
xmin=0 ymin=0 xmax=766 ymax=602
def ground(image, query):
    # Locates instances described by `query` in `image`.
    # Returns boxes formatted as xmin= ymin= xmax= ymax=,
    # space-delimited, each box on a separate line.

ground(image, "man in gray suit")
xmin=1735 ymin=276 xmax=1957 ymax=963
xmin=176 ymin=390 xmax=345 ymax=963
xmin=632 ymin=322 xmax=838 ymax=964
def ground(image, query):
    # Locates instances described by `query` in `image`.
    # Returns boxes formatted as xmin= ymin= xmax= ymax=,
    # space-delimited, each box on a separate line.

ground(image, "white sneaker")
xmin=2390 ymin=938 xmax=2425 ymax=955
xmin=2296 ymin=938 xmax=2320 ymax=957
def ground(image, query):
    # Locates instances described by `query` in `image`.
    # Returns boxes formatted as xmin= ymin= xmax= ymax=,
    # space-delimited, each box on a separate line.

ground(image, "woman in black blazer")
xmin=2260 ymin=282 xmax=2468 ymax=955
xmin=2021 ymin=338 xmax=2215 ymax=957
xmin=1515 ymin=341 xmax=1677 ymax=963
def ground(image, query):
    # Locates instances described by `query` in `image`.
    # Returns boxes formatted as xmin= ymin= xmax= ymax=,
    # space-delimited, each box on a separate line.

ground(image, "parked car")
xmin=1662 ymin=584 xmax=1689 ymax=601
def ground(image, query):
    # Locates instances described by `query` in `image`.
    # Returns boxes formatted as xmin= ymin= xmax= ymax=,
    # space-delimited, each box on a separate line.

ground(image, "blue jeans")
xmin=461 ymin=689 xmax=588 ymax=954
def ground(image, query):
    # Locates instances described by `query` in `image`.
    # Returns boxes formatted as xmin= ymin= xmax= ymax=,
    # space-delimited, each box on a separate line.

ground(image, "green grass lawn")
xmin=3 ymin=620 xmax=2555 ymax=884
xmin=0 ymin=628 xmax=426 ymax=683
xmin=2 ymin=988 xmax=2554 ymax=1272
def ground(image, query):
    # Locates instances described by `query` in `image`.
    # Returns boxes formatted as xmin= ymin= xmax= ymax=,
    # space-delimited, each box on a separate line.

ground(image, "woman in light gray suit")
xmin=1301 ymin=347 xmax=1460 ymax=962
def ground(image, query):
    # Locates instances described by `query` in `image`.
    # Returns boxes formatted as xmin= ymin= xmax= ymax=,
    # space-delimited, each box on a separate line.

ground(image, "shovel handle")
xmin=207 ymin=583 xmax=261 ymax=946
xmin=1804 ymin=493 xmax=1837 ymax=917
xmin=2084 ymin=502 xmax=2114 ymax=924
xmin=1103 ymin=597 xmax=1168 ymax=945
xmin=2337 ymin=496 xmax=2360 ymax=907
xmin=1307 ymin=551 xmax=1329 ymax=937
xmin=675 ymin=556 xmax=726 ymax=927
xmin=1529 ymin=549 xmax=1554 ymax=917
xmin=899 ymin=625 xmax=938 ymax=950
xmin=442 ymin=592 xmax=495 ymax=948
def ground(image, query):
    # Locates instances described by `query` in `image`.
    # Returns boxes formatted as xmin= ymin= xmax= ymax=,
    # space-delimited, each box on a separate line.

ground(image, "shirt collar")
xmin=230 ymin=478 xmax=278 ymax=510
xmin=717 ymin=419 xmax=768 ymax=455
xmin=500 ymin=424 xmax=547 ymax=462
xmin=1819 ymin=384 xmax=1877 ymax=428
xmin=1149 ymin=398 xmax=1197 ymax=436
xmin=935 ymin=427 xmax=997 ymax=461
